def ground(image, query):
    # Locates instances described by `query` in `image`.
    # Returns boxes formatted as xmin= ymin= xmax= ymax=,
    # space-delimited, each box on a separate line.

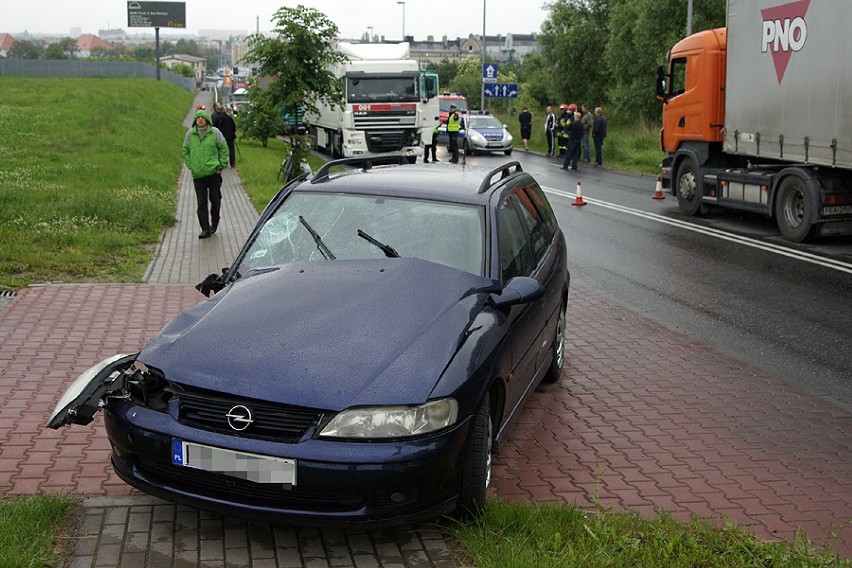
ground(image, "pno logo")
xmin=760 ymin=0 xmax=811 ymax=84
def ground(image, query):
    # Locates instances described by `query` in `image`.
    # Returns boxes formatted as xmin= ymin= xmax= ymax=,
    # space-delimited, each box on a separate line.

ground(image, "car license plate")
xmin=171 ymin=439 xmax=296 ymax=485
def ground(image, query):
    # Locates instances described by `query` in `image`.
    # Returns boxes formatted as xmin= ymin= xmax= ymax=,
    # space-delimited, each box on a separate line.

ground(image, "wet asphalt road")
xmin=454 ymin=148 xmax=852 ymax=412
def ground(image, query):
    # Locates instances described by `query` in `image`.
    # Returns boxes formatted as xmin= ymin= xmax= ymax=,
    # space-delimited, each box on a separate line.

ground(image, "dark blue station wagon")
xmin=49 ymin=158 xmax=570 ymax=526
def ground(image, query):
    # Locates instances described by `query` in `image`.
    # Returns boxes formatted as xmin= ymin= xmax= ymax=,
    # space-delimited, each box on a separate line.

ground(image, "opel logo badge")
xmin=226 ymin=405 xmax=253 ymax=431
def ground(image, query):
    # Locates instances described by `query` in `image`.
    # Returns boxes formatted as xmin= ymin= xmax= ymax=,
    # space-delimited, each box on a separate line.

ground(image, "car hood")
xmin=139 ymin=258 xmax=496 ymax=410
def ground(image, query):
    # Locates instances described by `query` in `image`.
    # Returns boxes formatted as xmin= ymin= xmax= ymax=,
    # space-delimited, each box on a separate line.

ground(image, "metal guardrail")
xmin=0 ymin=60 xmax=197 ymax=91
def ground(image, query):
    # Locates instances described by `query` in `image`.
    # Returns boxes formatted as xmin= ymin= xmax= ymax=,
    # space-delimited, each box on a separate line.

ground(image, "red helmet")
xmin=568 ymin=103 xmax=578 ymax=111
xmin=560 ymin=104 xmax=569 ymax=110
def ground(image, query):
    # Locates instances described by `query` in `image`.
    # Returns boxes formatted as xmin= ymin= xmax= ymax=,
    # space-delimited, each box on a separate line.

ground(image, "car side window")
xmin=513 ymin=187 xmax=551 ymax=264
xmin=498 ymin=196 xmax=533 ymax=283
xmin=526 ymin=183 xmax=559 ymax=235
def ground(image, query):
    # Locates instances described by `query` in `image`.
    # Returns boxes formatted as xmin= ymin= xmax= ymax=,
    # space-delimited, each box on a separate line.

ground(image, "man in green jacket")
xmin=183 ymin=108 xmax=229 ymax=239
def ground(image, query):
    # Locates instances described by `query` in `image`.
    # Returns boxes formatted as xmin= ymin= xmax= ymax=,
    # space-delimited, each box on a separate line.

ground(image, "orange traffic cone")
xmin=652 ymin=176 xmax=666 ymax=200
xmin=571 ymin=180 xmax=587 ymax=207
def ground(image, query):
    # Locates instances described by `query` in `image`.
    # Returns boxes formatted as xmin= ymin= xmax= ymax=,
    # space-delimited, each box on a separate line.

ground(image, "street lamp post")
xmin=481 ymin=0 xmax=486 ymax=111
xmin=397 ymin=1 xmax=406 ymax=41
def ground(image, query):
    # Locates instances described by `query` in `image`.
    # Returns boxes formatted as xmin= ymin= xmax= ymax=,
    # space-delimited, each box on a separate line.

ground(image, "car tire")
xmin=542 ymin=303 xmax=566 ymax=384
xmin=675 ymin=157 xmax=702 ymax=216
xmin=774 ymin=175 xmax=817 ymax=242
xmin=504 ymin=149 xmax=513 ymax=156
xmin=454 ymin=392 xmax=492 ymax=520
xmin=464 ymin=139 xmax=475 ymax=156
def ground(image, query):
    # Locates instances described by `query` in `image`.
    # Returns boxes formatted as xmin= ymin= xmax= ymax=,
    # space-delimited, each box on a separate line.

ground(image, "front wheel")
xmin=504 ymin=148 xmax=513 ymax=156
xmin=454 ymin=393 xmax=492 ymax=520
xmin=775 ymin=175 xmax=817 ymax=242
xmin=675 ymin=157 xmax=702 ymax=216
xmin=464 ymin=139 xmax=475 ymax=156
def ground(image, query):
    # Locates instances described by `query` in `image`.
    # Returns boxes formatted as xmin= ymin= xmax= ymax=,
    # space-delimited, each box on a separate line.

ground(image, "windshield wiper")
xmin=357 ymin=229 xmax=400 ymax=258
xmin=299 ymin=216 xmax=336 ymax=260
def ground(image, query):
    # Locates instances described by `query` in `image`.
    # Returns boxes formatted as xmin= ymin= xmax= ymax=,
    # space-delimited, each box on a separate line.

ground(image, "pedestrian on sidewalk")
xmin=183 ymin=108 xmax=229 ymax=239
xmin=211 ymin=102 xmax=237 ymax=167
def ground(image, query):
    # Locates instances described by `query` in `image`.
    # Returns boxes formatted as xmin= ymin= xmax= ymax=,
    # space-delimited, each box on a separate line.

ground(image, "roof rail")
xmin=477 ymin=161 xmax=524 ymax=194
xmin=310 ymin=156 xmax=410 ymax=184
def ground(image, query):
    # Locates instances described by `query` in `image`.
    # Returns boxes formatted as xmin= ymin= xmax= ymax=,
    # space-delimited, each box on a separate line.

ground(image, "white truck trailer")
xmin=309 ymin=42 xmax=439 ymax=163
xmin=656 ymin=0 xmax=852 ymax=241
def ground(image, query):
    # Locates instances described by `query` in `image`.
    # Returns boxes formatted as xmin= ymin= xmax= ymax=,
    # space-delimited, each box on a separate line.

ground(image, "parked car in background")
xmin=48 ymin=158 xmax=569 ymax=527
xmin=436 ymin=112 xmax=513 ymax=156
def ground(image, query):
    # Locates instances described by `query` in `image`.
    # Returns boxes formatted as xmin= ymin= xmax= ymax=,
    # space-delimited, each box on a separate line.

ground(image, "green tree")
xmin=89 ymin=46 xmax=122 ymax=61
xmin=448 ymin=58 xmax=485 ymax=109
xmin=429 ymin=59 xmax=460 ymax=93
xmin=605 ymin=0 xmax=724 ymax=121
xmin=7 ymin=40 xmax=43 ymax=60
xmin=538 ymin=0 xmax=611 ymax=111
xmin=241 ymin=5 xmax=347 ymax=160
xmin=44 ymin=37 xmax=79 ymax=60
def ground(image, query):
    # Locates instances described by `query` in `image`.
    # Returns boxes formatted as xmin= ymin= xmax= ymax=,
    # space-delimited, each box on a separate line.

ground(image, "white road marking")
xmin=542 ymin=186 xmax=852 ymax=275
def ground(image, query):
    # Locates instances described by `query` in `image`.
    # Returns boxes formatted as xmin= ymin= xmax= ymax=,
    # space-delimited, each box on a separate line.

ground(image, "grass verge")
xmin=0 ymin=495 xmax=75 ymax=568
xmin=447 ymin=499 xmax=851 ymax=567
xmin=0 ymin=77 xmax=193 ymax=290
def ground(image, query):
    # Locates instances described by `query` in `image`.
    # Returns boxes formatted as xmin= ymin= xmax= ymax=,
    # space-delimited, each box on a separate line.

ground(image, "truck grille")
xmin=364 ymin=130 xmax=406 ymax=153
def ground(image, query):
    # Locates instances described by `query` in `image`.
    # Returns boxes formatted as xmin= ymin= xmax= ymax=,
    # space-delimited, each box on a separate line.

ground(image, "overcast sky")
xmin=6 ymin=0 xmax=551 ymax=40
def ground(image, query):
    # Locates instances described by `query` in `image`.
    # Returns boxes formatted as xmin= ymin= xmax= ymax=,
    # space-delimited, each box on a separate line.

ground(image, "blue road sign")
xmin=483 ymin=63 xmax=498 ymax=83
xmin=484 ymin=83 xmax=519 ymax=98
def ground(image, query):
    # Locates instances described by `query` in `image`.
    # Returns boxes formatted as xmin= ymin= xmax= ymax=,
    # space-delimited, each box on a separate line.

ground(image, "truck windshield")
xmin=347 ymin=77 xmax=419 ymax=103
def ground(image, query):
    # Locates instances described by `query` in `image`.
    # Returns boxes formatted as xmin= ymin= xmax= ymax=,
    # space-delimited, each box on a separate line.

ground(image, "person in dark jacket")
xmin=561 ymin=112 xmax=584 ymax=171
xmin=183 ymin=109 xmax=229 ymax=239
xmin=518 ymin=107 xmax=532 ymax=151
xmin=593 ymin=107 xmax=608 ymax=167
xmin=211 ymin=102 xmax=237 ymax=167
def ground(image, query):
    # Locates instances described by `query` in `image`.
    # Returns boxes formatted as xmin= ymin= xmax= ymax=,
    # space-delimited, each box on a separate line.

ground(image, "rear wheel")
xmin=775 ymin=175 xmax=817 ymax=242
xmin=675 ymin=157 xmax=702 ymax=215
xmin=542 ymin=303 xmax=566 ymax=384
xmin=455 ymin=393 xmax=492 ymax=520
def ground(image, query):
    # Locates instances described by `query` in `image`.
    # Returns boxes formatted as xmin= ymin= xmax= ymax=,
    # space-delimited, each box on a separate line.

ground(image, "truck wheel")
xmin=675 ymin=158 xmax=702 ymax=216
xmin=775 ymin=176 xmax=817 ymax=242
xmin=454 ymin=392 xmax=492 ymax=520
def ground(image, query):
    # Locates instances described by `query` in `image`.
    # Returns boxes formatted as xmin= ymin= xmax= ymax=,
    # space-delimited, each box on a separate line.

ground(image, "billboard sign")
xmin=127 ymin=1 xmax=186 ymax=28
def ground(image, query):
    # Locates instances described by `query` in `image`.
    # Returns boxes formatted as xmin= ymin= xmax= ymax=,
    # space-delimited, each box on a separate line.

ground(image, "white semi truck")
xmin=656 ymin=0 xmax=852 ymax=241
xmin=309 ymin=42 xmax=439 ymax=163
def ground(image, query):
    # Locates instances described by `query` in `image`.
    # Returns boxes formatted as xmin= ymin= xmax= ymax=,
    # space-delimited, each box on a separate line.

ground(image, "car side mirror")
xmin=490 ymin=276 xmax=545 ymax=308
xmin=195 ymin=267 xmax=229 ymax=297
xmin=655 ymin=65 xmax=668 ymax=102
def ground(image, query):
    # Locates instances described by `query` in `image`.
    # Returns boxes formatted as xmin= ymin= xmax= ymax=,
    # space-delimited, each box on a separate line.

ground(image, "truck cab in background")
xmin=657 ymin=0 xmax=852 ymax=242
xmin=309 ymin=42 xmax=439 ymax=163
